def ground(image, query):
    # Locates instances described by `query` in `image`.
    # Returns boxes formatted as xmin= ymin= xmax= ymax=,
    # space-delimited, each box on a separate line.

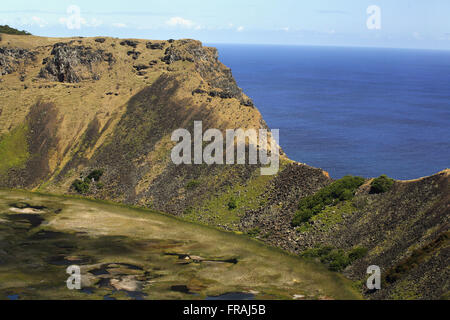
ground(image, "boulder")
xmin=120 ymin=40 xmax=139 ymax=48
xmin=146 ymin=42 xmax=165 ymax=50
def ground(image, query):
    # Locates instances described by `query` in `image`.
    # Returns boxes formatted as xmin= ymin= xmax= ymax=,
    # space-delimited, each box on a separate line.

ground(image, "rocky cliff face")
xmin=0 ymin=33 xmax=448 ymax=300
xmin=0 ymin=34 xmax=283 ymax=215
xmin=39 ymin=42 xmax=115 ymax=83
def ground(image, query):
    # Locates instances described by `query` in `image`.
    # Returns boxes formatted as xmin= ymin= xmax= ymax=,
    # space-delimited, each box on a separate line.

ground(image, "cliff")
xmin=0 ymin=33 xmax=448 ymax=299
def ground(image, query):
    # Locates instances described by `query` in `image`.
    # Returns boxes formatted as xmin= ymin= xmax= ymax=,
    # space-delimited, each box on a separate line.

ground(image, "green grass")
xmin=292 ymin=175 xmax=365 ymax=227
xmin=183 ymin=172 xmax=273 ymax=229
xmin=0 ymin=124 xmax=30 ymax=175
xmin=0 ymin=189 xmax=363 ymax=300
xmin=297 ymin=201 xmax=358 ymax=233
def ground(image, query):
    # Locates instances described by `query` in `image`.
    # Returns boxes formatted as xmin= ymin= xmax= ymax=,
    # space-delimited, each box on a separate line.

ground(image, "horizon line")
xmin=3 ymin=31 xmax=449 ymax=52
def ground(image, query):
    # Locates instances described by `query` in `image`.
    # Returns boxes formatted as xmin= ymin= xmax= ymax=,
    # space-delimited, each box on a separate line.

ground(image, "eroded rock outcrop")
xmin=162 ymin=40 xmax=254 ymax=106
xmin=0 ymin=47 xmax=36 ymax=75
xmin=39 ymin=43 xmax=115 ymax=83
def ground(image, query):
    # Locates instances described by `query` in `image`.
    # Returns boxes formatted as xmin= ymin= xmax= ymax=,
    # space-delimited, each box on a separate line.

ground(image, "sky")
xmin=1 ymin=0 xmax=450 ymax=50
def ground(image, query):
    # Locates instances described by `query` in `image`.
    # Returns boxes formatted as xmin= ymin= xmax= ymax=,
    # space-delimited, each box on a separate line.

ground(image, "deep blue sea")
xmin=212 ymin=44 xmax=450 ymax=180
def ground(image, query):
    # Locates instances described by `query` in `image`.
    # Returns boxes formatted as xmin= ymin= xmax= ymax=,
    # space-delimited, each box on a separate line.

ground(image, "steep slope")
xmin=0 ymin=34 xmax=448 ymax=299
xmin=241 ymin=169 xmax=449 ymax=299
xmin=0 ymin=34 xmax=328 ymax=222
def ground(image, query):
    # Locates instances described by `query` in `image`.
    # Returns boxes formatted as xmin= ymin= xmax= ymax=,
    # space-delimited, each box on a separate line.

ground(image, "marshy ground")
xmin=0 ymin=189 xmax=361 ymax=300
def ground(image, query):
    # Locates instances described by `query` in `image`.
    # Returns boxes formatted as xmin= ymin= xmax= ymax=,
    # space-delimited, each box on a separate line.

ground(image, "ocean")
xmin=212 ymin=44 xmax=450 ymax=180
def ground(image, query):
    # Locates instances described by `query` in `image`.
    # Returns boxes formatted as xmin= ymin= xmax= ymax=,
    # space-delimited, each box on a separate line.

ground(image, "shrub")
xmin=186 ymin=180 xmax=201 ymax=190
xmin=301 ymin=245 xmax=368 ymax=272
xmin=292 ymin=175 xmax=365 ymax=226
xmin=71 ymin=179 xmax=90 ymax=194
xmin=322 ymin=249 xmax=351 ymax=272
xmin=227 ymin=197 xmax=237 ymax=210
xmin=301 ymin=246 xmax=334 ymax=258
xmin=87 ymin=169 xmax=104 ymax=182
xmin=370 ymin=175 xmax=394 ymax=194
xmin=0 ymin=25 xmax=31 ymax=35
xmin=348 ymin=247 xmax=369 ymax=262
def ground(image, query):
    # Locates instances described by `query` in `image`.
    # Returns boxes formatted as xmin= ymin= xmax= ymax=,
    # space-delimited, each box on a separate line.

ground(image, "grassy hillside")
xmin=0 ymin=189 xmax=361 ymax=300
xmin=0 ymin=34 xmax=448 ymax=300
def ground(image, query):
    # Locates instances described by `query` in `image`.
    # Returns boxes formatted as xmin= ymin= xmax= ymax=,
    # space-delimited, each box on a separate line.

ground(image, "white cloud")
xmin=237 ymin=26 xmax=244 ymax=32
xmin=281 ymin=27 xmax=290 ymax=32
xmin=112 ymin=22 xmax=127 ymax=28
xmin=31 ymin=16 xmax=48 ymax=28
xmin=166 ymin=16 xmax=197 ymax=29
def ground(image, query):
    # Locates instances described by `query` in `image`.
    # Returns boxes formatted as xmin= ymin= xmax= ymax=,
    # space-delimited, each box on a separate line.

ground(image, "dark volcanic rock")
xmin=127 ymin=50 xmax=141 ymax=60
xmin=192 ymin=88 xmax=207 ymax=95
xmin=39 ymin=42 xmax=115 ymax=83
xmin=120 ymin=40 xmax=139 ymax=48
xmin=241 ymin=98 xmax=254 ymax=107
xmin=208 ymin=89 xmax=235 ymax=99
xmin=0 ymin=47 xmax=36 ymax=76
xmin=161 ymin=47 xmax=183 ymax=65
xmin=133 ymin=64 xmax=149 ymax=71
xmin=146 ymin=42 xmax=165 ymax=50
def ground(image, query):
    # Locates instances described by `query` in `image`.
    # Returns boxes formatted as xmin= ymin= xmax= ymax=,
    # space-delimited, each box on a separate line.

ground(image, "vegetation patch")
xmin=297 ymin=201 xmax=358 ymax=233
xmin=292 ymin=176 xmax=365 ymax=226
xmin=183 ymin=173 xmax=273 ymax=230
xmin=227 ymin=197 xmax=237 ymax=210
xmin=301 ymin=246 xmax=368 ymax=272
xmin=71 ymin=179 xmax=91 ymax=194
xmin=87 ymin=169 xmax=104 ymax=182
xmin=186 ymin=180 xmax=201 ymax=190
xmin=0 ymin=25 xmax=31 ymax=35
xmin=0 ymin=124 xmax=30 ymax=175
xmin=370 ymin=175 xmax=395 ymax=194
xmin=71 ymin=169 xmax=105 ymax=194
